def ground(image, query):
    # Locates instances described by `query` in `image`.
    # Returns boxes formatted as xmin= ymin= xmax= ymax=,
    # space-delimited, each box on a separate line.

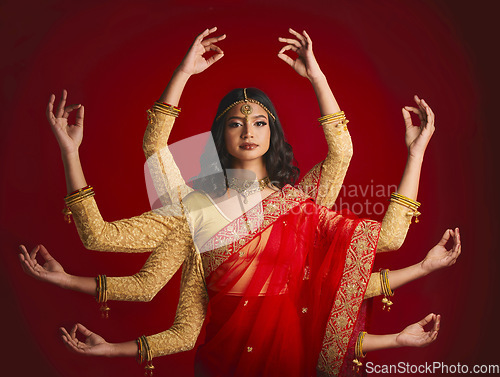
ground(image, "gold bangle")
xmin=389 ymin=193 xmax=421 ymax=223
xmin=96 ymin=275 xmax=110 ymax=319
xmin=380 ymin=269 xmax=394 ymax=311
xmin=353 ymin=331 xmax=367 ymax=372
xmin=318 ymin=111 xmax=345 ymax=122
xmin=139 ymin=336 xmax=155 ymax=376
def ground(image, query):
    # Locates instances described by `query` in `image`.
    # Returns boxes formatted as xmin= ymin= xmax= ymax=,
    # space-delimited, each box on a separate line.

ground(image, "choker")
xmin=227 ymin=176 xmax=271 ymax=204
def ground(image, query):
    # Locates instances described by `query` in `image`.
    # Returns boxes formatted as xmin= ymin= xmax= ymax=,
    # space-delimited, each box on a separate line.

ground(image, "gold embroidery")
xmin=316 ymin=220 xmax=380 ymax=376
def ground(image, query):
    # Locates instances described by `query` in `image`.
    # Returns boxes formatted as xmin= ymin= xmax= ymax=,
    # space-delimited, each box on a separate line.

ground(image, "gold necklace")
xmin=227 ymin=176 xmax=271 ymax=204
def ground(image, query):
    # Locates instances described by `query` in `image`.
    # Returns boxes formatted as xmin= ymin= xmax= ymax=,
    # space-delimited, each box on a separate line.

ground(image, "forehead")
xmin=226 ymin=102 xmax=268 ymax=119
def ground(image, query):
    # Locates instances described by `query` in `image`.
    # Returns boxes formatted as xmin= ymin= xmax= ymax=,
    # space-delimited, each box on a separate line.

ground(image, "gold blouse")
xmin=67 ymin=107 xmax=412 ymax=359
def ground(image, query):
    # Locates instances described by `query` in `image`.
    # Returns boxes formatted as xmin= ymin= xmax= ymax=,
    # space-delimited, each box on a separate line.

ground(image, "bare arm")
xmin=365 ymin=228 xmax=461 ymax=299
xmin=363 ymin=313 xmax=440 ymax=353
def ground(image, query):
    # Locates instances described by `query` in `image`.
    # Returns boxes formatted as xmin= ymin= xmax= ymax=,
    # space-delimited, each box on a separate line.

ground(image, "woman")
xmin=19 ymin=28 xmax=459 ymax=376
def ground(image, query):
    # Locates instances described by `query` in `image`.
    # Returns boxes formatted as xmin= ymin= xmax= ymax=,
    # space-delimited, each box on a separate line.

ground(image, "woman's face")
xmin=224 ymin=102 xmax=271 ymax=165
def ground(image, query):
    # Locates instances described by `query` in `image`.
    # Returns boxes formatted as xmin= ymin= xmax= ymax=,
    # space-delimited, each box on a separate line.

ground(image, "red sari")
xmin=194 ymin=185 xmax=380 ymax=377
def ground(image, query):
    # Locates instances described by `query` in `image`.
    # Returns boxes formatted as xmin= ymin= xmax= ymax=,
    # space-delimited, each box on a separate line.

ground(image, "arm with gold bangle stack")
xmin=276 ymin=28 xmax=352 ymax=205
xmin=363 ymin=227 xmax=461 ymax=309
xmin=57 ymin=249 xmax=208 ymax=374
xmin=376 ymin=96 xmax=435 ymax=252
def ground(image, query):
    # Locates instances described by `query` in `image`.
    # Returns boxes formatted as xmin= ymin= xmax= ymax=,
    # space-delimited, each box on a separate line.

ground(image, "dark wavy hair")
xmin=192 ymin=88 xmax=299 ymax=197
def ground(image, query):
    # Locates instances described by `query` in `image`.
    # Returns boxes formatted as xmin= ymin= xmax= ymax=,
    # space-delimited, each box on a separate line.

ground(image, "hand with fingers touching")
xmin=177 ymin=27 xmax=225 ymax=77
xmin=47 ymin=90 xmax=84 ymax=156
xmin=278 ymin=28 xmax=324 ymax=82
xmin=18 ymin=244 xmax=70 ymax=288
xmin=396 ymin=313 xmax=441 ymax=348
xmin=158 ymin=27 xmax=225 ymax=105
xmin=421 ymin=228 xmax=462 ymax=274
xmin=402 ymin=95 xmax=436 ymax=159
xmin=60 ymin=324 xmax=114 ymax=357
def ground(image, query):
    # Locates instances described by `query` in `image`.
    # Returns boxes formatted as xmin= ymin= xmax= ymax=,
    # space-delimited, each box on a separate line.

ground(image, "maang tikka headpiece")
xmin=215 ymin=88 xmax=276 ymax=122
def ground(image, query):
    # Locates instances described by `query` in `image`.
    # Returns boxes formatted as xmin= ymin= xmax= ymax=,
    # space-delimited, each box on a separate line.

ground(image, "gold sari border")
xmin=317 ymin=219 xmax=381 ymax=376
xmin=201 ymin=185 xmax=310 ymax=277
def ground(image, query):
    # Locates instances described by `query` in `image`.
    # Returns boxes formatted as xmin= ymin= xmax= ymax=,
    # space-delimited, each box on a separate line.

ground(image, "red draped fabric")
xmin=194 ymin=186 xmax=380 ymax=376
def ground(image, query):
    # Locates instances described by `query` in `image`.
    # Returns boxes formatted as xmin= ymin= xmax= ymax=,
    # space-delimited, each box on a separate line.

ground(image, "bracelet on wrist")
xmin=380 ymin=269 xmax=394 ymax=311
xmin=389 ymin=192 xmax=421 ymax=223
xmin=353 ymin=331 xmax=367 ymax=372
xmin=63 ymin=186 xmax=95 ymax=223
xmin=96 ymin=274 xmax=110 ymax=319
xmin=136 ymin=336 xmax=154 ymax=376
xmin=318 ymin=111 xmax=349 ymax=134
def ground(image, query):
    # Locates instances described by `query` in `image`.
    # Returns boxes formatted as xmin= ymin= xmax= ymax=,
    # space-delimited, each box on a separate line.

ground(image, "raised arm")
xmin=377 ymin=96 xmax=435 ymax=252
xmin=277 ymin=29 xmax=351 ymax=206
xmin=143 ymin=27 xmax=225 ymax=208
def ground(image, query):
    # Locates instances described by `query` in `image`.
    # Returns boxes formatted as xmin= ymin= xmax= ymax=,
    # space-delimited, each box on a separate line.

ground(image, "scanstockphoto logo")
xmin=366 ymin=361 xmax=500 ymax=374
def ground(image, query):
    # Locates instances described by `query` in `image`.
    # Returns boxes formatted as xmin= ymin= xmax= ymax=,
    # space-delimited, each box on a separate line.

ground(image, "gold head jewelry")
xmin=216 ymin=88 xmax=276 ymax=122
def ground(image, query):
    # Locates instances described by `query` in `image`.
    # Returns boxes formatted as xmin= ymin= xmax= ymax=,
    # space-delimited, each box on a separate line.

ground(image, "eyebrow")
xmin=226 ymin=114 xmax=268 ymax=121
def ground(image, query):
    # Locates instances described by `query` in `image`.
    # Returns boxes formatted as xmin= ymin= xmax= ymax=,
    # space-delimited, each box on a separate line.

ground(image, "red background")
xmin=1 ymin=0 xmax=498 ymax=376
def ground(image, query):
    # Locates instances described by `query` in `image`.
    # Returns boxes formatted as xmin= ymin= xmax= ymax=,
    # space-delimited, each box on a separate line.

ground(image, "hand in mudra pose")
xmin=397 ymin=313 xmax=441 ymax=347
xmin=403 ymin=95 xmax=436 ymax=159
xmin=278 ymin=28 xmax=324 ymax=81
xmin=60 ymin=323 xmax=113 ymax=357
xmin=46 ymin=89 xmax=84 ymax=156
xmin=18 ymin=244 xmax=69 ymax=288
xmin=177 ymin=26 xmax=225 ymax=76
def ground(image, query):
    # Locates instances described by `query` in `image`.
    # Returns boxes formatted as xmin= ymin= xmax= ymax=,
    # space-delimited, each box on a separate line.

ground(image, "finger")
xmin=63 ymin=104 xmax=81 ymax=119
xmin=417 ymin=313 xmax=435 ymax=327
xmin=202 ymin=34 xmax=226 ymax=46
xmin=55 ymin=89 xmax=68 ymax=118
xmin=437 ymin=229 xmax=451 ymax=247
xmin=76 ymin=323 xmax=93 ymax=337
xmin=277 ymin=53 xmax=295 ymax=67
xmin=278 ymin=45 xmax=298 ymax=54
xmin=303 ymin=30 xmax=313 ymax=50
xmin=278 ymin=37 xmax=301 ymax=48
xmin=204 ymin=43 xmax=223 ymax=54
xmin=401 ymin=107 xmax=413 ymax=128
xmin=197 ymin=27 xmax=217 ymax=42
xmin=70 ymin=324 xmax=78 ymax=339
xmin=75 ymin=105 xmax=84 ymax=127
xmin=288 ymin=28 xmax=305 ymax=44
xmin=19 ymin=245 xmax=33 ymax=265
xmin=206 ymin=52 xmax=224 ymax=67
xmin=37 ymin=244 xmax=55 ymax=263
xmin=46 ymin=94 xmax=56 ymax=123
xmin=434 ymin=314 xmax=441 ymax=331
xmin=29 ymin=244 xmax=41 ymax=261
xmin=404 ymin=106 xmax=425 ymax=124
xmin=423 ymin=99 xmax=436 ymax=125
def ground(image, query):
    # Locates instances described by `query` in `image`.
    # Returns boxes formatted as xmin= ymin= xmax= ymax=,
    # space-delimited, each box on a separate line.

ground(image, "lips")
xmin=240 ymin=143 xmax=258 ymax=150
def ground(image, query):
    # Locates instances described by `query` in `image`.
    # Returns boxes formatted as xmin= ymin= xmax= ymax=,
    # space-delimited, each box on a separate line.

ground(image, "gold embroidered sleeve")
xmin=106 ymin=222 xmax=194 ymax=301
xmin=297 ymin=123 xmax=352 ymax=207
xmin=68 ymin=196 xmax=187 ymax=253
xmin=143 ymin=108 xmax=192 ymax=208
xmin=364 ymin=272 xmax=382 ymax=299
xmin=377 ymin=201 xmax=413 ymax=253
xmin=146 ymin=251 xmax=208 ymax=357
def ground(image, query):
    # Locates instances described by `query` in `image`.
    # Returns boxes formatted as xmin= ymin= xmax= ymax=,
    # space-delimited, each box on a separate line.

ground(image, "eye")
xmin=255 ymin=121 xmax=267 ymax=127
xmin=228 ymin=122 xmax=242 ymax=128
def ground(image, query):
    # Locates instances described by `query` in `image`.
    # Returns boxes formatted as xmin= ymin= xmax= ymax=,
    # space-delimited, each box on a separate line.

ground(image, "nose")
xmin=240 ymin=123 xmax=253 ymax=139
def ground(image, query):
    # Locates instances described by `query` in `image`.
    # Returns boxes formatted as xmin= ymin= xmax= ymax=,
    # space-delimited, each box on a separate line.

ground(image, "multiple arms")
xmin=19 ymin=27 xmax=455 ymax=366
